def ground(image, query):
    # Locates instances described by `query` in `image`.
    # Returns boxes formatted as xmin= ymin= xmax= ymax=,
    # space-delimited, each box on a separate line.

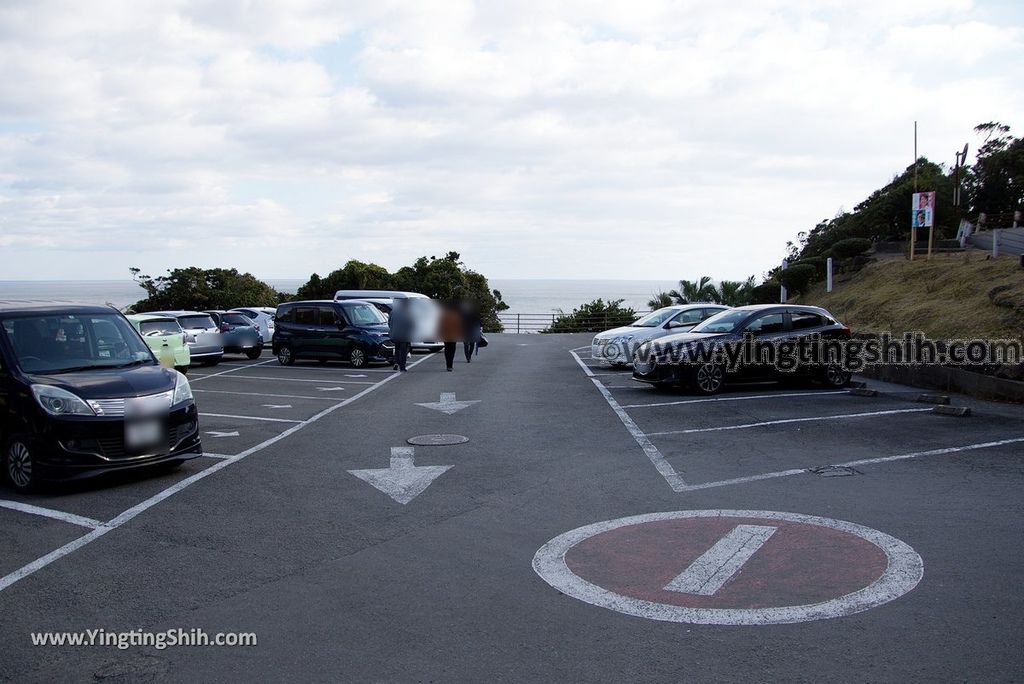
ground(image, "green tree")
xmin=714 ymin=278 xmax=757 ymax=306
xmin=965 ymin=122 xmax=1023 ymax=223
xmin=295 ymin=260 xmax=394 ymax=300
xmin=544 ymin=299 xmax=637 ymax=333
xmin=669 ymin=276 xmax=718 ymax=304
xmin=648 ymin=292 xmax=674 ymax=309
xmin=128 ymin=267 xmax=280 ymax=312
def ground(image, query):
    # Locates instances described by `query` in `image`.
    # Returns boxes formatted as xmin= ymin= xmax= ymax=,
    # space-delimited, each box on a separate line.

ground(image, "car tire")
xmin=693 ymin=363 xmax=725 ymax=395
xmin=4 ymin=437 xmax=36 ymax=492
xmin=277 ymin=346 xmax=295 ymax=366
xmin=821 ymin=365 xmax=852 ymax=388
xmin=349 ymin=347 xmax=367 ymax=368
xmin=246 ymin=348 xmax=263 ymax=360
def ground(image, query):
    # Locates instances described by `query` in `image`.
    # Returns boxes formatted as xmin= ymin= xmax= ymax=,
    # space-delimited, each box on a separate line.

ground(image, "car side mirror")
xmin=666 ymin=320 xmax=692 ymax=329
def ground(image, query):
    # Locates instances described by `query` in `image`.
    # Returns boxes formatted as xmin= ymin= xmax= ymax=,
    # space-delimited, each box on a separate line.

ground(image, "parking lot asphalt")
xmin=1 ymin=334 xmax=1023 ymax=682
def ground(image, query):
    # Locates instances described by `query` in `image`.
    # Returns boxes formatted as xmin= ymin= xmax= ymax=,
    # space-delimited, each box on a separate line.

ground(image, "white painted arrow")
xmin=416 ymin=392 xmax=481 ymax=415
xmin=348 ymin=447 xmax=453 ymax=505
xmin=262 ymin=404 xmax=292 ymax=409
xmin=317 ymin=387 xmax=346 ymax=392
xmin=205 ymin=430 xmax=239 ymax=438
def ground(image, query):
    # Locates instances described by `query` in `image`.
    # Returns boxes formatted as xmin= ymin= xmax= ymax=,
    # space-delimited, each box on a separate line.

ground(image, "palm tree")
xmin=669 ymin=276 xmax=717 ymax=304
xmin=647 ymin=292 xmax=674 ymax=309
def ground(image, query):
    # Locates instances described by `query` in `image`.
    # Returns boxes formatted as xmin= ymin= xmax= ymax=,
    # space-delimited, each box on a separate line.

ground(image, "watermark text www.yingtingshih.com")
xmin=612 ymin=333 xmax=1024 ymax=372
xmin=30 ymin=628 xmax=257 ymax=650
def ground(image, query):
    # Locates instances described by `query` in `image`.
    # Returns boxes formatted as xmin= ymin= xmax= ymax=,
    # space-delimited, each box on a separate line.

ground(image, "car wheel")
xmin=175 ymin=365 xmax=189 ymax=375
xmin=5 ymin=438 xmax=35 ymax=492
xmin=245 ymin=348 xmax=263 ymax=360
xmin=277 ymin=346 xmax=295 ymax=366
xmin=693 ymin=363 xmax=725 ymax=395
xmin=349 ymin=347 xmax=367 ymax=368
xmin=821 ymin=365 xmax=852 ymax=388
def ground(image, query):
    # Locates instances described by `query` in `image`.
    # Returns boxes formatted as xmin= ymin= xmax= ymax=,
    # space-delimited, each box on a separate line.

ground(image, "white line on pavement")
xmin=570 ymin=350 xmax=688 ymax=492
xmin=646 ymin=408 xmax=933 ymax=436
xmin=680 ymin=436 xmax=1024 ymax=492
xmin=192 ymin=389 xmax=340 ymax=401
xmin=195 ymin=375 xmax=377 ymax=385
xmin=0 ymin=500 xmax=105 ymax=529
xmin=0 ymin=353 xmax=432 ymax=594
xmin=188 ymin=359 xmax=275 ymax=383
xmin=664 ymin=524 xmax=777 ymax=596
xmin=200 ymin=453 xmax=234 ymax=459
xmin=199 ymin=412 xmax=302 ymax=424
xmin=622 ymin=390 xmax=848 ymax=409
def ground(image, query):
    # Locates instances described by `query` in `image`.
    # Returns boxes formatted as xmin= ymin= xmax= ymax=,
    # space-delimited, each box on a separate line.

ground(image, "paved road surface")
xmin=1 ymin=334 xmax=1022 ymax=681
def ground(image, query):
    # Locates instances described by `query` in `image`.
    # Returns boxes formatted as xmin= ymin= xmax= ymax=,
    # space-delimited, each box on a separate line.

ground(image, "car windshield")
xmin=343 ymin=303 xmax=388 ymax=325
xmin=690 ymin=309 xmax=750 ymax=334
xmin=1 ymin=313 xmax=154 ymax=374
xmin=630 ymin=308 xmax=678 ymax=327
xmin=178 ymin=314 xmax=216 ymax=330
xmin=139 ymin=320 xmax=181 ymax=336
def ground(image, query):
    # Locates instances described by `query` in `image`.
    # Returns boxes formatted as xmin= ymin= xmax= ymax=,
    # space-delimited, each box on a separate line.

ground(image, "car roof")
xmin=0 ymin=301 xmax=118 ymax=316
xmin=281 ymin=299 xmax=376 ymax=306
xmin=334 ymin=290 xmax=428 ymax=300
xmin=127 ymin=313 xmax=178 ymax=321
xmin=728 ymin=304 xmax=834 ymax=315
xmin=147 ymin=310 xmax=214 ymax=317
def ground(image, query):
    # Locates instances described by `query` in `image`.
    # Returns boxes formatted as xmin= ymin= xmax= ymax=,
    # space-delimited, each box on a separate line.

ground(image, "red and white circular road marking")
xmin=532 ymin=510 xmax=923 ymax=625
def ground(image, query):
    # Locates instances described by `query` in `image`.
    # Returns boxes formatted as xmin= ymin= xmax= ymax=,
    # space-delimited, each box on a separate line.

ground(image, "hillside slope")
xmin=795 ymin=253 xmax=1024 ymax=339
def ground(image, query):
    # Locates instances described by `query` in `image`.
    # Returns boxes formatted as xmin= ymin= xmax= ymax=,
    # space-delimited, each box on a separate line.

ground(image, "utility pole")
xmin=910 ymin=122 xmax=918 ymax=260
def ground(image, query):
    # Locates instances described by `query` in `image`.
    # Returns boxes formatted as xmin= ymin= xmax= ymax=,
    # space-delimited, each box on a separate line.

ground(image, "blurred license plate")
xmin=125 ymin=420 xmax=163 ymax=448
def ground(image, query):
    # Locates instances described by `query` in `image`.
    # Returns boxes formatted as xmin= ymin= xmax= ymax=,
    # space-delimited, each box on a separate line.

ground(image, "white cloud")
xmin=0 ymin=0 xmax=1021 ymax=282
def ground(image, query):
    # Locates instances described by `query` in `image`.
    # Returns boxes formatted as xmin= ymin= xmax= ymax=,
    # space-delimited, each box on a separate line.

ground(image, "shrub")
xmin=544 ymin=298 xmax=637 ymax=333
xmin=829 ymin=238 xmax=873 ymax=260
xmin=780 ymin=263 xmax=817 ymax=295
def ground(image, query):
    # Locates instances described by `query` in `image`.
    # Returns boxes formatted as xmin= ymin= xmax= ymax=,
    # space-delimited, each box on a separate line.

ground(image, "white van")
xmin=333 ymin=290 xmax=442 ymax=352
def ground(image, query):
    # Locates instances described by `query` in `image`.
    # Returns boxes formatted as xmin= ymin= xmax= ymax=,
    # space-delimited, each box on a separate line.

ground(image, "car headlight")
xmin=31 ymin=385 xmax=96 ymax=416
xmin=172 ymin=371 xmax=193 ymax=405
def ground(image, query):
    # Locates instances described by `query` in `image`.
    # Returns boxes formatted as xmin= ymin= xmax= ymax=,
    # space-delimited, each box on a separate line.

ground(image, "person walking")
xmin=461 ymin=300 xmax=482 ymax=363
xmin=389 ymin=297 xmax=413 ymax=372
xmin=439 ymin=301 xmax=464 ymax=372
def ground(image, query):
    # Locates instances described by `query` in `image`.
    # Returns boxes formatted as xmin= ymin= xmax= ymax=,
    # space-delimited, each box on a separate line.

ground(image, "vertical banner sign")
xmin=911 ymin=192 xmax=936 ymax=260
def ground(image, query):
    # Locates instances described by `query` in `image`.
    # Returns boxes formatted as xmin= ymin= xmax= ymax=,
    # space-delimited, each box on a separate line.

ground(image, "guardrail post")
xmin=780 ymin=259 xmax=788 ymax=302
xmin=993 ymin=229 xmax=1001 ymax=258
xmin=517 ymin=313 xmax=521 ymax=334
xmin=826 ymin=257 xmax=833 ymax=293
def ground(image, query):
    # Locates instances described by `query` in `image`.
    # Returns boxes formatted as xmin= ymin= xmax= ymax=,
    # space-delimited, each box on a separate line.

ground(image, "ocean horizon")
xmin=0 ymin=278 xmax=679 ymax=316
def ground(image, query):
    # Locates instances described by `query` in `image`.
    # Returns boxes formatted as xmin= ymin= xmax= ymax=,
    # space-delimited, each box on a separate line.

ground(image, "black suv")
xmin=272 ymin=300 xmax=395 ymax=368
xmin=632 ymin=304 xmax=853 ymax=394
xmin=0 ymin=303 xmax=201 ymax=491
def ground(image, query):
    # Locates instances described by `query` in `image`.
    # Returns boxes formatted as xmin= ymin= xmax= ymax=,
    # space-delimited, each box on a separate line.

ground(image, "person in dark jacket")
xmin=438 ymin=301 xmax=464 ymax=371
xmin=460 ymin=301 xmax=482 ymax=362
xmin=389 ymin=297 xmax=413 ymax=371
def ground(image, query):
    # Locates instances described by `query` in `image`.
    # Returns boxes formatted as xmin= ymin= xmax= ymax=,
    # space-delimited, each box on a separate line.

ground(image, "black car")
xmin=0 ymin=303 xmax=202 ymax=491
xmin=205 ymin=310 xmax=264 ymax=359
xmin=632 ymin=304 xmax=853 ymax=394
xmin=272 ymin=300 xmax=395 ymax=368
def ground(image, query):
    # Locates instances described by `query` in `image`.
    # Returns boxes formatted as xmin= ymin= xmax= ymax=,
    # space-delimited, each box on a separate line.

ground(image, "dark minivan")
xmin=273 ymin=300 xmax=395 ymax=368
xmin=0 ymin=303 xmax=201 ymax=491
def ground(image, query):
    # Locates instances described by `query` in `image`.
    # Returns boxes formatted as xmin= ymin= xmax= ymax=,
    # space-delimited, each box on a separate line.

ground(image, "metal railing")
xmin=497 ymin=312 xmax=651 ymax=334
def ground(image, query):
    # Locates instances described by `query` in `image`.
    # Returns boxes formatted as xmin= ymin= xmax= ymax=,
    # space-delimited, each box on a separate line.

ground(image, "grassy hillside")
xmin=795 ymin=253 xmax=1024 ymax=339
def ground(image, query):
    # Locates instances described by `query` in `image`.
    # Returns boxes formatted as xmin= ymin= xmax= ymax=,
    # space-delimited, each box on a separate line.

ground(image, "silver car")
xmin=230 ymin=306 xmax=276 ymax=344
xmin=151 ymin=311 xmax=225 ymax=366
xmin=591 ymin=304 xmax=729 ymax=366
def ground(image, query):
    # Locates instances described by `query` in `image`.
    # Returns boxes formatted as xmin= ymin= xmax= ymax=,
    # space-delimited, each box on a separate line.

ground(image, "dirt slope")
xmin=796 ymin=253 xmax=1024 ymax=339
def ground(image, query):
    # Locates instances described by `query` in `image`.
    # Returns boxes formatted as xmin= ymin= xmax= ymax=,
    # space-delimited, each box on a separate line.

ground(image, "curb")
xmin=932 ymin=406 xmax=972 ymax=417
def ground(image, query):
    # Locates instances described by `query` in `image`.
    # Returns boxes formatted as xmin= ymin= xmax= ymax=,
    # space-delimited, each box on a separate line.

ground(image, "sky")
xmin=0 ymin=0 xmax=1021 ymax=282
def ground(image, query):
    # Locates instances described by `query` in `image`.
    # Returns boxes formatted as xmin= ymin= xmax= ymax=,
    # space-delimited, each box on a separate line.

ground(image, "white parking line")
xmin=571 ymin=350 xmax=688 ymax=492
xmin=0 ymin=353 xmax=432 ymax=594
xmin=0 ymin=500 xmax=104 ymax=529
xmin=197 ymin=375 xmax=378 ymax=385
xmin=646 ymin=408 xmax=933 ymax=436
xmin=622 ymin=390 xmax=848 ymax=409
xmin=680 ymin=437 xmax=1024 ymax=492
xmin=201 ymin=453 xmax=234 ymax=460
xmin=189 ymin=359 xmax=276 ymax=383
xmin=199 ymin=412 xmax=303 ymax=424
xmin=192 ymin=389 xmax=340 ymax=401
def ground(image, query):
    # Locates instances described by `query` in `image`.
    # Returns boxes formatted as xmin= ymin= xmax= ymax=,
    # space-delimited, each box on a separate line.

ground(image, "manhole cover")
xmin=407 ymin=434 xmax=469 ymax=446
